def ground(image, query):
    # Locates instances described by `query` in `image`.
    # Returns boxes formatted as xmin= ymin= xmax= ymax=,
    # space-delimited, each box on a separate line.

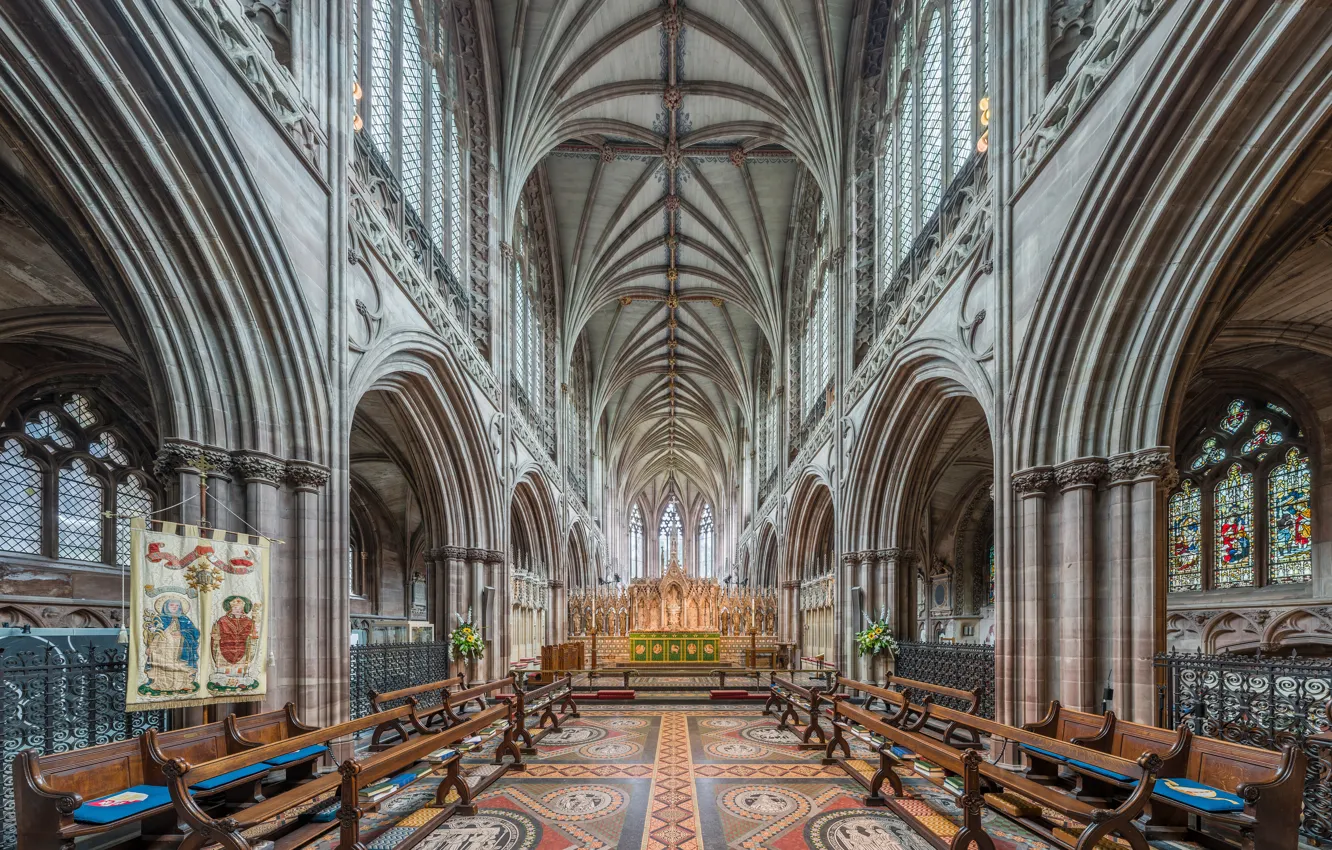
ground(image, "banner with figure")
xmin=126 ymin=517 xmax=272 ymax=711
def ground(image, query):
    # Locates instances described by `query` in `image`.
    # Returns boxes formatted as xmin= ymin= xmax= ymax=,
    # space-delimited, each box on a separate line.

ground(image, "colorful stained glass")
xmin=1266 ymin=402 xmax=1291 ymax=417
xmin=1213 ymin=464 xmax=1254 ymax=588
xmin=1268 ymin=448 xmax=1312 ymax=584
xmin=1167 ymin=481 xmax=1201 ymax=592
xmin=1190 ymin=437 xmax=1224 ymax=470
xmin=1240 ymin=419 xmax=1283 ymax=454
xmin=1219 ymin=399 xmax=1248 ymax=433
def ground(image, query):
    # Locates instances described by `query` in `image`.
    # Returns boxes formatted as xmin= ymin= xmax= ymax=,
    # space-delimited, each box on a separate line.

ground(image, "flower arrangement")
xmin=449 ymin=608 xmax=485 ymax=660
xmin=855 ymin=607 xmax=898 ymax=658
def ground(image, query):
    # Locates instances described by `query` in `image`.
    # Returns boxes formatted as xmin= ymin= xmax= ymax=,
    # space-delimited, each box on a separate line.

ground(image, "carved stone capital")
xmin=466 ymin=547 xmax=505 ymax=564
xmin=1134 ymin=448 xmax=1177 ymax=488
xmin=1011 ymin=467 xmax=1055 ymax=496
xmin=284 ymin=460 xmax=330 ymax=491
xmin=230 ymin=450 xmax=285 ymax=485
xmin=1108 ymin=452 xmax=1138 ymax=482
xmin=499 ymin=240 xmax=515 ymax=261
xmin=436 ymin=546 xmax=468 ymax=561
xmin=1054 ymin=458 xmax=1107 ymax=489
xmin=155 ymin=439 xmax=234 ymax=480
xmin=842 ymin=552 xmax=864 ymax=566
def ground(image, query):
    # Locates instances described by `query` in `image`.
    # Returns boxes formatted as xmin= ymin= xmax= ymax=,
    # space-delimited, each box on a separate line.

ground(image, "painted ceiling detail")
xmin=497 ymin=0 xmax=850 ymax=520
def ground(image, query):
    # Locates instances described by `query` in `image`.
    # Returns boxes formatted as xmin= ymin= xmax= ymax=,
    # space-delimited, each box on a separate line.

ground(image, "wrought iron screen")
xmin=892 ymin=640 xmax=996 ymax=719
xmin=1156 ymin=650 xmax=1332 ymax=842
xmin=349 ymin=641 xmax=453 ymax=719
xmin=0 ymin=643 xmax=166 ymax=850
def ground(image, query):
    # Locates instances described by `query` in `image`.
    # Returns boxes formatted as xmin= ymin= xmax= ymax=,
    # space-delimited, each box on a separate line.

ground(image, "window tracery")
xmin=1169 ymin=397 xmax=1313 ymax=592
xmin=510 ymin=177 xmax=557 ymax=457
xmin=698 ymin=504 xmax=715 ymax=577
xmin=628 ymin=505 xmax=644 ymax=579
xmin=659 ymin=499 xmax=683 ymax=565
xmin=0 ymin=391 xmax=157 ymax=568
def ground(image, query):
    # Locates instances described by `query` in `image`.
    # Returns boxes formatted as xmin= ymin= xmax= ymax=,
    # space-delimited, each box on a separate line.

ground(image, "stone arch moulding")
xmin=1010 ymin=1 xmax=1332 ymax=465
xmin=0 ymin=0 xmax=330 ymax=459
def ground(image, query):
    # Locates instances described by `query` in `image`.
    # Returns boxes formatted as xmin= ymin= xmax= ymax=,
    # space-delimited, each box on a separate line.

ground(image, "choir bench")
xmin=764 ymin=677 xmax=827 ymax=748
xmin=865 ymin=673 xmax=985 ymax=748
xmin=511 ymin=674 xmax=578 ymax=753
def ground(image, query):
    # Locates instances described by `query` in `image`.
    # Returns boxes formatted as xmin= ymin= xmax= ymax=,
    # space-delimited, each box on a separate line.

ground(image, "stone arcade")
xmin=1 ymin=1 xmax=1330 ymax=849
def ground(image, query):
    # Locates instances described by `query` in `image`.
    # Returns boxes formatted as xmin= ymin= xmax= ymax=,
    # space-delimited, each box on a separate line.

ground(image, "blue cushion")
xmin=890 ymin=746 xmax=916 ymax=760
xmin=190 ymin=761 xmax=271 ymax=791
xmin=1023 ymin=744 xmax=1067 ymax=763
xmin=1153 ymin=778 xmax=1245 ymax=813
xmin=72 ymin=785 xmax=175 ymax=825
xmin=262 ymin=744 xmax=328 ymax=767
xmin=1067 ymin=758 xmax=1133 ymax=783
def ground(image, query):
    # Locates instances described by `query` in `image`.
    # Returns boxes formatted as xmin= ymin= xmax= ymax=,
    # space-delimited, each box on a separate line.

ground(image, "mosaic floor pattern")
xmin=342 ymin=706 xmax=1212 ymax=850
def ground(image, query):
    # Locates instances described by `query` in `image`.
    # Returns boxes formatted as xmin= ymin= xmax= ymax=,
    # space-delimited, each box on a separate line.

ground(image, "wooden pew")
xmin=765 ymin=677 xmax=826 ymax=747
xmin=863 ymin=674 xmax=985 ymax=748
xmin=511 ymin=675 xmax=577 ymax=753
xmin=445 ymin=675 xmax=525 ymax=768
xmin=825 ymin=696 xmax=995 ymax=850
xmin=1046 ymin=711 xmax=1192 ymax=802
xmin=160 ymin=703 xmax=511 ymax=850
xmin=916 ymin=700 xmax=1161 ymax=850
xmin=1020 ymin=701 xmax=1114 ymax=780
xmin=367 ymin=677 xmax=467 ymax=748
xmin=11 ymin=705 xmax=316 ymax=850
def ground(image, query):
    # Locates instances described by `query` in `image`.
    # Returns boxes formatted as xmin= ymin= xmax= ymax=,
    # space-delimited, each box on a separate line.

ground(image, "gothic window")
xmin=799 ymin=203 xmax=834 ymax=420
xmin=354 ymin=0 xmax=467 ymax=283
xmin=1170 ymin=397 xmax=1313 ymax=591
xmin=698 ymin=504 xmax=715 ymax=577
xmin=879 ymin=0 xmax=987 ymax=287
xmin=629 ymin=506 xmax=644 ymax=579
xmin=659 ymin=499 xmax=683 ymax=566
xmin=567 ymin=345 xmax=589 ymax=504
xmin=0 ymin=391 xmax=158 ymax=567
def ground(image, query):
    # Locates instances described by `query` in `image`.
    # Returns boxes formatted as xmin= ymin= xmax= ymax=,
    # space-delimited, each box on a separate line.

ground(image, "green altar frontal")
xmin=629 ymin=632 xmax=721 ymax=663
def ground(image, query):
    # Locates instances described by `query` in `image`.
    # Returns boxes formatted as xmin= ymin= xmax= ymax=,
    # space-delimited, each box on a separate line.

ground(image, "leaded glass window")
xmin=629 ymin=506 xmax=644 ymax=578
xmin=950 ymin=0 xmax=974 ymax=176
xmin=659 ymin=500 xmax=683 ymax=565
xmin=366 ymin=0 xmax=394 ymax=149
xmin=448 ymin=110 xmax=466 ymax=280
xmin=1171 ymin=396 xmax=1311 ymax=592
xmin=115 ymin=474 xmax=153 ymax=569
xmin=895 ymin=84 xmax=914 ymax=269
xmin=0 ymin=439 xmax=41 ymax=554
xmin=0 ymin=390 xmax=158 ymax=566
xmin=430 ymin=76 xmax=446 ymax=246
xmin=1268 ymin=447 xmax=1312 ymax=584
xmin=919 ymin=11 xmax=944 ymax=221
xmin=399 ymin=1 xmax=425 ymax=218
xmin=1167 ymin=480 xmax=1201 ymax=592
xmin=698 ymin=504 xmax=715 ymax=577
xmin=58 ymin=460 xmax=103 ymax=562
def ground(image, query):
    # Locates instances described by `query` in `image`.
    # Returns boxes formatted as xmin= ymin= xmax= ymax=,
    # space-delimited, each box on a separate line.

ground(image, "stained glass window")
xmin=1268 ymin=447 xmax=1312 ymax=584
xmin=1219 ymin=399 xmax=1248 ymax=433
xmin=629 ymin=506 xmax=644 ymax=578
xmin=919 ymin=11 xmax=944 ymax=222
xmin=1240 ymin=419 xmax=1283 ymax=455
xmin=1267 ymin=402 xmax=1291 ymax=417
xmin=26 ymin=410 xmax=74 ymax=449
xmin=659 ymin=500 xmax=683 ymax=565
xmin=58 ymin=460 xmax=103 ymax=562
xmin=0 ymin=440 xmax=41 ymax=554
xmin=1190 ymin=437 xmax=1224 ymax=470
xmin=1212 ymin=464 xmax=1254 ymax=589
xmin=1167 ymin=480 xmax=1201 ymax=592
xmin=950 ymin=0 xmax=974 ymax=177
xmin=63 ymin=394 xmax=97 ymax=428
xmin=400 ymin=1 xmax=425 ymax=218
xmin=698 ymin=504 xmax=715 ymax=577
xmin=115 ymin=475 xmax=153 ymax=569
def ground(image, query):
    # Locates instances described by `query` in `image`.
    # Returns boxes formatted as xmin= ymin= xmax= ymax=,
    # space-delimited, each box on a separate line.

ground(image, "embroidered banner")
xmin=126 ymin=518 xmax=272 ymax=711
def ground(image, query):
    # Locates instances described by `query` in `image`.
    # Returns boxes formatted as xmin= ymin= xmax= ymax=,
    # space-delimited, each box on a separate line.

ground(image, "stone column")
xmin=231 ymin=451 xmax=286 ymax=711
xmin=1106 ymin=454 xmax=1135 ymax=719
xmin=1012 ymin=467 xmax=1054 ymax=724
xmin=1129 ymin=449 xmax=1173 ymax=725
xmin=1055 ymin=458 xmax=1106 ymax=711
xmin=154 ymin=440 xmax=211 ymax=526
xmin=285 ymin=460 xmax=335 ymax=724
xmin=842 ymin=552 xmax=863 ymax=678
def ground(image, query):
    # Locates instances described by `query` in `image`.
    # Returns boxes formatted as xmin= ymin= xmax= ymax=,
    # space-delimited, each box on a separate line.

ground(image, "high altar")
xmin=567 ymin=553 xmax=778 ymax=665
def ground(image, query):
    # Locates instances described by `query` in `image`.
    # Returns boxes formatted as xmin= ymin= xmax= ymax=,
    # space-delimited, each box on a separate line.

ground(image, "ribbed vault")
xmin=497 ymin=0 xmax=854 ymax=528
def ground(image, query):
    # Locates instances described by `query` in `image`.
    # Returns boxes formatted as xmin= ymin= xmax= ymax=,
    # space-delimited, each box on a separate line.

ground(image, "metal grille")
xmin=115 ymin=474 xmax=154 ymax=569
xmin=400 ymin=2 xmax=425 ymax=218
xmin=918 ymin=10 xmax=944 ymax=221
xmin=1 ymin=643 xmax=167 ymax=850
xmin=893 ymin=639 xmax=995 ymax=719
xmin=0 ymin=440 xmax=41 ymax=554
xmin=349 ymin=641 xmax=453 ymax=719
xmin=57 ymin=460 xmax=103 ymax=562
xmin=1157 ymin=650 xmax=1332 ymax=842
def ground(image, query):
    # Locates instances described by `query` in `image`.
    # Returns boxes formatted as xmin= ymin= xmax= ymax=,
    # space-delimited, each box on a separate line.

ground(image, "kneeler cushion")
xmin=1066 ymin=758 xmax=1133 ymax=783
xmin=1022 ymin=744 xmax=1068 ymax=763
xmin=73 ymin=785 xmax=189 ymax=824
xmin=1152 ymin=777 xmax=1245 ymax=813
xmin=263 ymin=744 xmax=328 ymax=766
xmin=982 ymin=791 xmax=1042 ymax=818
xmin=191 ymin=761 xmax=272 ymax=791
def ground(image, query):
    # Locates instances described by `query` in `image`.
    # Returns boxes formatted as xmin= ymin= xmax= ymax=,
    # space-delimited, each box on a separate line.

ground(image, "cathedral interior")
xmin=1 ymin=1 xmax=1331 ymax=849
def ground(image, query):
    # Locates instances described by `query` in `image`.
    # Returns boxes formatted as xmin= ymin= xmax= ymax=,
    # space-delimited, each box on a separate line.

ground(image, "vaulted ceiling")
xmin=496 ymin=0 xmax=856 ymax=513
